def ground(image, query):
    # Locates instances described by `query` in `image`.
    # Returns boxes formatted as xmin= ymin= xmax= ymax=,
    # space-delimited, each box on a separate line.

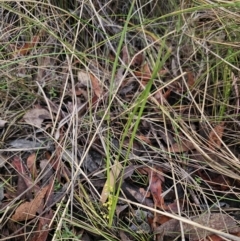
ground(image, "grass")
xmin=1 ymin=0 xmax=240 ymax=240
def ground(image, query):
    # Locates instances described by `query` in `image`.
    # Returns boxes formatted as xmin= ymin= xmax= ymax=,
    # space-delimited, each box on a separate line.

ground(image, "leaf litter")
xmin=0 ymin=2 xmax=240 ymax=241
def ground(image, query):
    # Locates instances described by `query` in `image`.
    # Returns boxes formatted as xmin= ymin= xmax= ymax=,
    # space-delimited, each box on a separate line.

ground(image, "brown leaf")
xmin=186 ymin=71 xmax=195 ymax=87
xmin=136 ymin=134 xmax=152 ymax=144
xmin=197 ymin=170 xmax=230 ymax=191
xmin=30 ymin=210 xmax=53 ymax=241
xmin=168 ymin=139 xmax=195 ymax=153
xmin=27 ymin=153 xmax=37 ymax=178
xmin=204 ymin=234 xmax=225 ymax=241
xmin=12 ymin=156 xmax=28 ymax=175
xmin=121 ymin=45 xmax=130 ymax=64
xmin=131 ymin=52 xmax=144 ymax=67
xmin=89 ymin=73 xmax=103 ymax=98
xmin=154 ymin=213 xmax=239 ymax=241
xmin=124 ymin=185 xmax=153 ymax=207
xmin=12 ymin=156 xmax=40 ymax=193
xmin=138 ymin=167 xmax=165 ymax=208
xmin=17 ymin=35 xmax=40 ymax=56
xmin=11 ymin=185 xmax=49 ymax=221
xmin=208 ymin=122 xmax=225 ymax=150
xmin=134 ymin=63 xmax=152 ymax=85
xmin=23 ymin=108 xmax=51 ymax=128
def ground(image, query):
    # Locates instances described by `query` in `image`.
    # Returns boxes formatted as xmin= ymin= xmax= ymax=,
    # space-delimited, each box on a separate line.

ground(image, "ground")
xmin=0 ymin=1 xmax=240 ymax=241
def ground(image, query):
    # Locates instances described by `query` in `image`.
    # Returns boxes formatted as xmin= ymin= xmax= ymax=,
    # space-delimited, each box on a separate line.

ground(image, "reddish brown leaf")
xmin=134 ymin=63 xmax=152 ymax=85
xmin=27 ymin=153 xmax=37 ymax=178
xmin=154 ymin=214 xmax=172 ymax=225
xmin=125 ymin=186 xmax=153 ymax=207
xmin=154 ymin=88 xmax=172 ymax=104
xmin=197 ymin=170 xmax=230 ymax=191
xmin=138 ymin=167 xmax=165 ymax=208
xmin=136 ymin=134 xmax=152 ymax=144
xmin=208 ymin=122 xmax=225 ymax=150
xmin=131 ymin=52 xmax=144 ymax=67
xmin=186 ymin=71 xmax=195 ymax=87
xmin=16 ymin=174 xmax=30 ymax=199
xmin=204 ymin=234 xmax=225 ymax=241
xmin=158 ymin=68 xmax=168 ymax=76
xmin=168 ymin=139 xmax=195 ymax=153
xmin=154 ymin=213 xmax=240 ymax=241
xmin=30 ymin=210 xmax=53 ymax=241
xmin=11 ymin=185 xmax=49 ymax=221
xmin=89 ymin=73 xmax=103 ymax=98
xmin=12 ymin=156 xmax=27 ymax=175
xmin=17 ymin=35 xmax=40 ymax=56
xmin=12 ymin=156 xmax=40 ymax=193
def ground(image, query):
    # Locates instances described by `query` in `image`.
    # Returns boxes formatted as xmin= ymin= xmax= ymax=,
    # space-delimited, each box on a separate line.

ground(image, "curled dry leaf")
xmin=23 ymin=108 xmax=51 ymax=128
xmin=208 ymin=122 xmax=225 ymax=150
xmin=89 ymin=73 xmax=103 ymax=98
xmin=11 ymin=185 xmax=49 ymax=221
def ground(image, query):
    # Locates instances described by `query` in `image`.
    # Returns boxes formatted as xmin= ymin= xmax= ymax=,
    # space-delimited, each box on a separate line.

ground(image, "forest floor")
xmin=1 ymin=1 xmax=240 ymax=241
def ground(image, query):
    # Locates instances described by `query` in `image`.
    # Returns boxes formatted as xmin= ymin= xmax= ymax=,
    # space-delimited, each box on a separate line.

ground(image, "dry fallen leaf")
xmin=131 ymin=52 xmax=144 ymax=67
xmin=208 ymin=122 xmax=225 ymax=150
xmin=205 ymin=234 xmax=225 ymax=241
xmin=134 ymin=63 xmax=152 ymax=85
xmin=154 ymin=213 xmax=240 ymax=241
xmin=186 ymin=71 xmax=195 ymax=88
xmin=23 ymin=108 xmax=51 ymax=128
xmin=77 ymin=71 xmax=91 ymax=86
xmin=30 ymin=210 xmax=53 ymax=241
xmin=11 ymin=185 xmax=49 ymax=221
xmin=27 ymin=153 xmax=37 ymax=178
xmin=11 ymin=35 xmax=40 ymax=58
xmin=121 ymin=45 xmax=130 ymax=65
xmin=89 ymin=73 xmax=103 ymax=98
xmin=138 ymin=167 xmax=165 ymax=208
xmin=11 ymin=156 xmax=40 ymax=195
xmin=168 ymin=138 xmax=195 ymax=153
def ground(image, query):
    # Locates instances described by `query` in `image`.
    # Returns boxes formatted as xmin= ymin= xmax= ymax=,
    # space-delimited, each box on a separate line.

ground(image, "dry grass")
xmin=0 ymin=0 xmax=240 ymax=240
